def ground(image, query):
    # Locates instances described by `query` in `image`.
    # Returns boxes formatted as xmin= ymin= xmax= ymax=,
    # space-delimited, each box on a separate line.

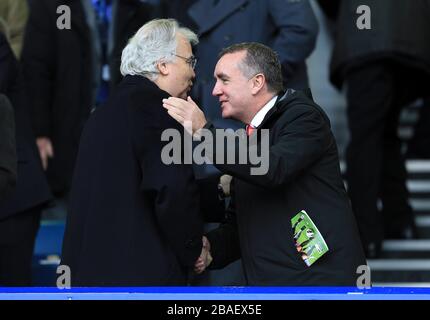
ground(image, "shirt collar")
xmin=250 ymin=95 xmax=278 ymax=128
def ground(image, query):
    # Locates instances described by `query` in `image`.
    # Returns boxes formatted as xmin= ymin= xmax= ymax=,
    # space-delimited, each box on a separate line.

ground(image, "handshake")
xmin=194 ymin=236 xmax=213 ymax=274
xmin=193 ymin=175 xmax=232 ymax=274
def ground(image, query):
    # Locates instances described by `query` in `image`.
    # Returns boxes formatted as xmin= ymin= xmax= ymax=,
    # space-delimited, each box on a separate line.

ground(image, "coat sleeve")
xmin=205 ymin=179 xmax=241 ymax=269
xmin=268 ymin=0 xmax=319 ymax=77
xmin=129 ymin=100 xmax=204 ymax=268
xmin=0 ymin=94 xmax=17 ymax=201
xmin=196 ymin=174 xmax=226 ymax=223
xmin=207 ymin=104 xmax=333 ymax=189
xmin=20 ymin=0 xmax=55 ymax=138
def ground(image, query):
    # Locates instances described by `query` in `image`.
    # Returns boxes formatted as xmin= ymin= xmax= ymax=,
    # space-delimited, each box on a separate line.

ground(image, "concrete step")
xmin=368 ymin=259 xmax=430 ymax=283
xmin=407 ymin=181 xmax=430 ymax=194
xmin=378 ymin=240 xmax=430 ymax=259
xmin=416 ymin=215 xmax=430 ymax=238
xmin=340 ymin=160 xmax=430 ymax=175
xmin=411 ymin=199 xmax=430 ymax=213
xmin=373 ymin=283 xmax=430 ymax=288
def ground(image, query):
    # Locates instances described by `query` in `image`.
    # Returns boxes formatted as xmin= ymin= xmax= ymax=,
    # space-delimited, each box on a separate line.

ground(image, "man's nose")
xmin=212 ymin=83 xmax=221 ymax=96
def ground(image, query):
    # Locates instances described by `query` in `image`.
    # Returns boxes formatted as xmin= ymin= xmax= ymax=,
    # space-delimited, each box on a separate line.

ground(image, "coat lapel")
xmin=258 ymin=90 xmax=296 ymax=129
xmin=188 ymin=0 xmax=248 ymax=35
xmin=258 ymin=88 xmax=314 ymax=129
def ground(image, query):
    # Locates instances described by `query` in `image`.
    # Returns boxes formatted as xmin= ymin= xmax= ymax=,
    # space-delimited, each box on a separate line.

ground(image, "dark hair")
xmin=219 ymin=42 xmax=283 ymax=93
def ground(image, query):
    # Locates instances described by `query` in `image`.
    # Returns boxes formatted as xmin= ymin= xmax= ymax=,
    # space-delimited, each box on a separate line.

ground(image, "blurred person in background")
xmin=317 ymin=0 xmax=429 ymax=162
xmin=0 ymin=31 xmax=52 ymax=286
xmin=330 ymin=0 xmax=430 ymax=258
xmin=21 ymin=0 xmax=160 ymax=201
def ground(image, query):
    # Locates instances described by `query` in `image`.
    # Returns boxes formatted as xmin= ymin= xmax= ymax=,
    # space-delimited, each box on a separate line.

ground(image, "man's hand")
xmin=36 ymin=137 xmax=54 ymax=170
xmin=162 ymin=96 xmax=207 ymax=135
xmin=194 ymin=236 xmax=213 ymax=274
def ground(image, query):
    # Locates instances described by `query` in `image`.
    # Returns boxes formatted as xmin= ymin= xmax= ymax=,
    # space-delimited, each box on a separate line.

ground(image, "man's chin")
xmin=221 ymin=110 xmax=231 ymax=119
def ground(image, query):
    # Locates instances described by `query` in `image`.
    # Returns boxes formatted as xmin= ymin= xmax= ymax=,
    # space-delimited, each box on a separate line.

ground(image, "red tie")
xmin=246 ymin=124 xmax=256 ymax=136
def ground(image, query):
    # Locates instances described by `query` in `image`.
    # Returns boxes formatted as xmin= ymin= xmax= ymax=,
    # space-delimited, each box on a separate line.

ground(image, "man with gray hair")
xmin=164 ymin=42 xmax=366 ymax=285
xmin=61 ymin=19 xmax=208 ymax=286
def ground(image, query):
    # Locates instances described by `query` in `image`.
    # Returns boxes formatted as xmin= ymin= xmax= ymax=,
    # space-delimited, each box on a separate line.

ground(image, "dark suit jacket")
xmin=0 ymin=32 xmax=51 ymax=217
xmin=61 ymin=76 xmax=204 ymax=286
xmin=21 ymin=0 xmax=158 ymax=195
xmin=205 ymin=90 xmax=366 ymax=286
xmin=0 ymin=95 xmax=16 ymax=202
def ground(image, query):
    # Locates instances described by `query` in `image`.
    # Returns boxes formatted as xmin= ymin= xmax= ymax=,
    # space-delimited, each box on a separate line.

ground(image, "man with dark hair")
xmin=219 ymin=43 xmax=284 ymax=95
xmin=163 ymin=42 xmax=366 ymax=286
xmin=161 ymin=0 xmax=318 ymax=286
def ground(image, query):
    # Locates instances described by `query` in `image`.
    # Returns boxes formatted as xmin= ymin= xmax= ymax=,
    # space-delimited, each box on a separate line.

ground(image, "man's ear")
xmin=251 ymin=73 xmax=265 ymax=95
xmin=157 ymin=61 xmax=169 ymax=76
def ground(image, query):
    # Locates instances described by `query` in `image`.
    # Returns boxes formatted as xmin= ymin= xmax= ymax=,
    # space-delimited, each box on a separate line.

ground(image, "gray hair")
xmin=219 ymin=42 xmax=283 ymax=94
xmin=120 ymin=19 xmax=198 ymax=81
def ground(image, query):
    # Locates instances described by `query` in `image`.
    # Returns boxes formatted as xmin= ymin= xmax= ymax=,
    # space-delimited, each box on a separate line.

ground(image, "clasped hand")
xmin=194 ymin=236 xmax=212 ymax=274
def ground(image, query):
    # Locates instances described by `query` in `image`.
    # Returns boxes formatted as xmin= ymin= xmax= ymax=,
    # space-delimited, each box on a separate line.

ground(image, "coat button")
xmin=224 ymin=35 xmax=232 ymax=41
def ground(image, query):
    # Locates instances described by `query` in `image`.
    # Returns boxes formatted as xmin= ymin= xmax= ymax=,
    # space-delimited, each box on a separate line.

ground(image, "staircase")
xmin=339 ymin=159 xmax=430 ymax=287
xmin=369 ymin=162 xmax=430 ymax=286
xmin=368 ymin=101 xmax=430 ymax=287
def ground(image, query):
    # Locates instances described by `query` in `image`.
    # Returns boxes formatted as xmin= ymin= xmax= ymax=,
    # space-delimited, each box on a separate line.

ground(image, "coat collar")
xmin=188 ymin=0 xmax=248 ymax=35
xmin=121 ymin=75 xmax=170 ymax=96
xmin=258 ymin=88 xmax=314 ymax=129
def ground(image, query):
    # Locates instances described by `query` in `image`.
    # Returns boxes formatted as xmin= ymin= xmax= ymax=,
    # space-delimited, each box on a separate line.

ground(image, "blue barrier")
xmin=0 ymin=287 xmax=430 ymax=300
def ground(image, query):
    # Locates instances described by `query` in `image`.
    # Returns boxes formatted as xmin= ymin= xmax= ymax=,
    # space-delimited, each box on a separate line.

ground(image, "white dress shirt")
xmin=249 ymin=95 xmax=278 ymax=128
